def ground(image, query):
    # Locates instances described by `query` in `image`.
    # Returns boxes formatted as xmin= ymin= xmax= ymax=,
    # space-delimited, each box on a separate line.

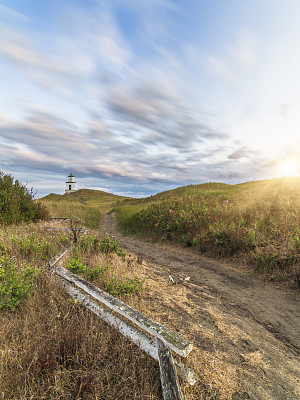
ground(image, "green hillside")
xmin=114 ymin=177 xmax=300 ymax=287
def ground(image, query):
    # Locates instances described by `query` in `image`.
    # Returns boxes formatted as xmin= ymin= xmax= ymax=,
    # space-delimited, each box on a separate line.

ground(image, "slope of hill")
xmin=70 ymin=189 xmax=130 ymax=212
xmin=113 ymin=177 xmax=300 ymax=287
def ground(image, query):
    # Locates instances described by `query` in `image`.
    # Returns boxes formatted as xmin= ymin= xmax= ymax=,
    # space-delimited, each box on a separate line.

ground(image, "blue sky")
xmin=1 ymin=0 xmax=300 ymax=198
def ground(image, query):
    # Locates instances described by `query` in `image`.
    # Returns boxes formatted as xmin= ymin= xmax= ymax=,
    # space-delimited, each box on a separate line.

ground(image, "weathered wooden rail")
xmin=44 ymin=227 xmax=85 ymax=232
xmin=46 ymin=223 xmax=196 ymax=399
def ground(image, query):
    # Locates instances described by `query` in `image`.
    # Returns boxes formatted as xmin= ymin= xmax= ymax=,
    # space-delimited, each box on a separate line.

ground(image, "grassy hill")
xmin=38 ymin=179 xmax=300 ymax=285
xmin=70 ymin=189 xmax=130 ymax=212
xmin=113 ymin=177 xmax=300 ymax=287
xmin=39 ymin=189 xmax=130 ymax=228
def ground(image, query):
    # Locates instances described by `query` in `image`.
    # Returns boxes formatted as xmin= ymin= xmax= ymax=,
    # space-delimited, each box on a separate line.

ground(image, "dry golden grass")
xmin=241 ymin=351 xmax=268 ymax=369
xmin=0 ymin=273 xmax=161 ymax=400
xmin=205 ymin=305 xmax=246 ymax=344
xmin=0 ymin=225 xmax=162 ymax=399
xmin=38 ymin=197 xmax=101 ymax=229
xmin=120 ymin=261 xmax=242 ymax=400
xmin=1 ymin=223 xmax=245 ymax=399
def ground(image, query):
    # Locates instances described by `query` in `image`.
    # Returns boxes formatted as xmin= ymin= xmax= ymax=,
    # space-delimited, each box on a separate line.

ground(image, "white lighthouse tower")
xmin=65 ymin=173 xmax=76 ymax=194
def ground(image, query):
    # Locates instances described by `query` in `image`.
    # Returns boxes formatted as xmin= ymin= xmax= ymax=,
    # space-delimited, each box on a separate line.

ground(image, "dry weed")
xmin=205 ymin=305 xmax=246 ymax=344
xmin=241 ymin=351 xmax=268 ymax=369
xmin=0 ymin=273 xmax=161 ymax=400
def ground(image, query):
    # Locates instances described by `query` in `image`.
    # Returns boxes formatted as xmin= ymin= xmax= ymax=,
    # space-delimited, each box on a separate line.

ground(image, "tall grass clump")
xmin=0 ymin=224 xmax=69 ymax=275
xmin=115 ymin=178 xmax=300 ymax=286
xmin=66 ymin=233 xmax=143 ymax=298
xmin=0 ymin=171 xmax=49 ymax=225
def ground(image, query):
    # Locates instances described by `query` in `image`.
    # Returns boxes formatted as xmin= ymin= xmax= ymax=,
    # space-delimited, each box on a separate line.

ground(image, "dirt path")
xmin=100 ymin=214 xmax=300 ymax=400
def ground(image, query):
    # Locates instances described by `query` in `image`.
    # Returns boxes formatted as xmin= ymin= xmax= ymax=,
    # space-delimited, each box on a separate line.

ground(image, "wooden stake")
xmin=156 ymin=338 xmax=184 ymax=400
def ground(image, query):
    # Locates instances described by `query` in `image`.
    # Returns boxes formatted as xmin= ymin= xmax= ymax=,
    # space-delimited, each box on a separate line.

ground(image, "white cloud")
xmin=0 ymin=27 xmax=70 ymax=75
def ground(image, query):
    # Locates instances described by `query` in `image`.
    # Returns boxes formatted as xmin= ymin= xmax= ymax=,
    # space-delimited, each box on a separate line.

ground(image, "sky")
xmin=1 ymin=0 xmax=300 ymax=198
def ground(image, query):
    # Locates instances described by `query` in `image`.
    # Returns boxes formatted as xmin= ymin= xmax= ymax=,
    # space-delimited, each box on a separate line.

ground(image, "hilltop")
xmin=39 ymin=189 xmax=129 ymax=229
xmin=41 ymin=177 xmax=300 ymax=208
xmin=42 ymin=188 xmax=129 ymax=207
xmin=119 ymin=177 xmax=300 ymax=206
xmin=40 ymin=189 xmax=131 ymax=224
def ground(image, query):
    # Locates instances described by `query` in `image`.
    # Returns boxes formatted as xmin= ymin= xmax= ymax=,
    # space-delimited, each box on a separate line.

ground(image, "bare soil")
xmin=100 ymin=213 xmax=300 ymax=400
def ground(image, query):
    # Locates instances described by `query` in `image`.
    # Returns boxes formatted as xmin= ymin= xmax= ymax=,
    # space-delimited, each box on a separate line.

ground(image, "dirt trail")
xmin=100 ymin=214 xmax=300 ymax=400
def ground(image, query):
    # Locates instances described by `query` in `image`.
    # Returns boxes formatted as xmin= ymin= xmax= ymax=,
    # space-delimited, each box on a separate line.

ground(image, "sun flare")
xmin=277 ymin=159 xmax=300 ymax=177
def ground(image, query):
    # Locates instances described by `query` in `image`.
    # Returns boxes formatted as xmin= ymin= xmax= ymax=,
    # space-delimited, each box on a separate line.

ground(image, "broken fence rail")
xmin=47 ymin=232 xmax=196 ymax=399
xmin=44 ymin=227 xmax=85 ymax=232
xmin=49 ymin=217 xmax=82 ymax=221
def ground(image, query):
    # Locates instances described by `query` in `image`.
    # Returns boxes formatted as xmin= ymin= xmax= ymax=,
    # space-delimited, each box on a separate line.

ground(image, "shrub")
xmin=0 ymin=255 xmax=40 ymax=311
xmin=98 ymin=235 xmax=127 ymax=257
xmin=76 ymin=234 xmax=99 ymax=251
xmin=0 ymin=171 xmax=49 ymax=225
xmin=67 ymin=258 xmax=88 ymax=275
xmin=88 ymin=265 xmax=109 ymax=281
xmin=59 ymin=233 xmax=69 ymax=244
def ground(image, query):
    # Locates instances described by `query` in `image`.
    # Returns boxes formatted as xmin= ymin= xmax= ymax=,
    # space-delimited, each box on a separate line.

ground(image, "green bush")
xmin=104 ymin=273 xmax=143 ymax=297
xmin=76 ymin=235 xmax=99 ymax=251
xmin=98 ymin=235 xmax=127 ymax=257
xmin=88 ymin=265 xmax=109 ymax=281
xmin=59 ymin=233 xmax=69 ymax=244
xmin=0 ymin=256 xmax=40 ymax=311
xmin=67 ymin=258 xmax=88 ymax=275
xmin=0 ymin=171 xmax=49 ymax=225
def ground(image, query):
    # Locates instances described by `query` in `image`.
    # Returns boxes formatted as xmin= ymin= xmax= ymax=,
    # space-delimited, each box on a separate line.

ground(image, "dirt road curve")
xmin=101 ymin=214 xmax=300 ymax=400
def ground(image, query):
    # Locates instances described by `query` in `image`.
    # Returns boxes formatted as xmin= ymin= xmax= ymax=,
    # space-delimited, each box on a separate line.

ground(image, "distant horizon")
xmin=35 ymin=174 xmax=300 ymax=200
xmin=1 ymin=1 xmax=300 ymax=198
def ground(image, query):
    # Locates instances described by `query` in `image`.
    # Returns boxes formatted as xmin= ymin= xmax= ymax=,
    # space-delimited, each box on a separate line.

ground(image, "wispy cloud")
xmin=1 ymin=1 xmax=300 ymax=197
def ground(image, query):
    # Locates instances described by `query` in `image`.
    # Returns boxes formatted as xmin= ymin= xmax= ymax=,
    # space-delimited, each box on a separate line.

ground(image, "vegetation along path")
xmin=100 ymin=213 xmax=300 ymax=400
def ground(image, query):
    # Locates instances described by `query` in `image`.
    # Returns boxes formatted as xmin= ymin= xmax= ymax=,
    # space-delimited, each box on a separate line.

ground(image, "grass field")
xmin=114 ymin=178 xmax=300 ymax=287
xmin=2 ymin=178 xmax=300 ymax=398
xmin=0 ymin=220 xmax=165 ymax=399
xmin=0 ymin=222 xmax=220 ymax=399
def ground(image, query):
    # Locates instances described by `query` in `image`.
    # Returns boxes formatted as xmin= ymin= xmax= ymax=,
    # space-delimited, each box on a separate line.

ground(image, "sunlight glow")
xmin=277 ymin=159 xmax=300 ymax=177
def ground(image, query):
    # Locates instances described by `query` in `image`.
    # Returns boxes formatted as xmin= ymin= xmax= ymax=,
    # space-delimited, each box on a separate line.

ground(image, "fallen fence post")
xmin=46 ymin=235 xmax=196 ymax=398
xmin=55 ymin=266 xmax=193 ymax=357
xmin=156 ymin=337 xmax=184 ymax=400
xmin=56 ymin=269 xmax=197 ymax=385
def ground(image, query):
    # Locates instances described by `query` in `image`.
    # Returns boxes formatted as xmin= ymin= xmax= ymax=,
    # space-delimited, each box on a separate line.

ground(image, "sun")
xmin=277 ymin=159 xmax=300 ymax=177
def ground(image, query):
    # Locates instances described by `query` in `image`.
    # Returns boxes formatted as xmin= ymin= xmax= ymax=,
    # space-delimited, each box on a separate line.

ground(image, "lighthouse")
xmin=65 ymin=173 xmax=76 ymax=193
